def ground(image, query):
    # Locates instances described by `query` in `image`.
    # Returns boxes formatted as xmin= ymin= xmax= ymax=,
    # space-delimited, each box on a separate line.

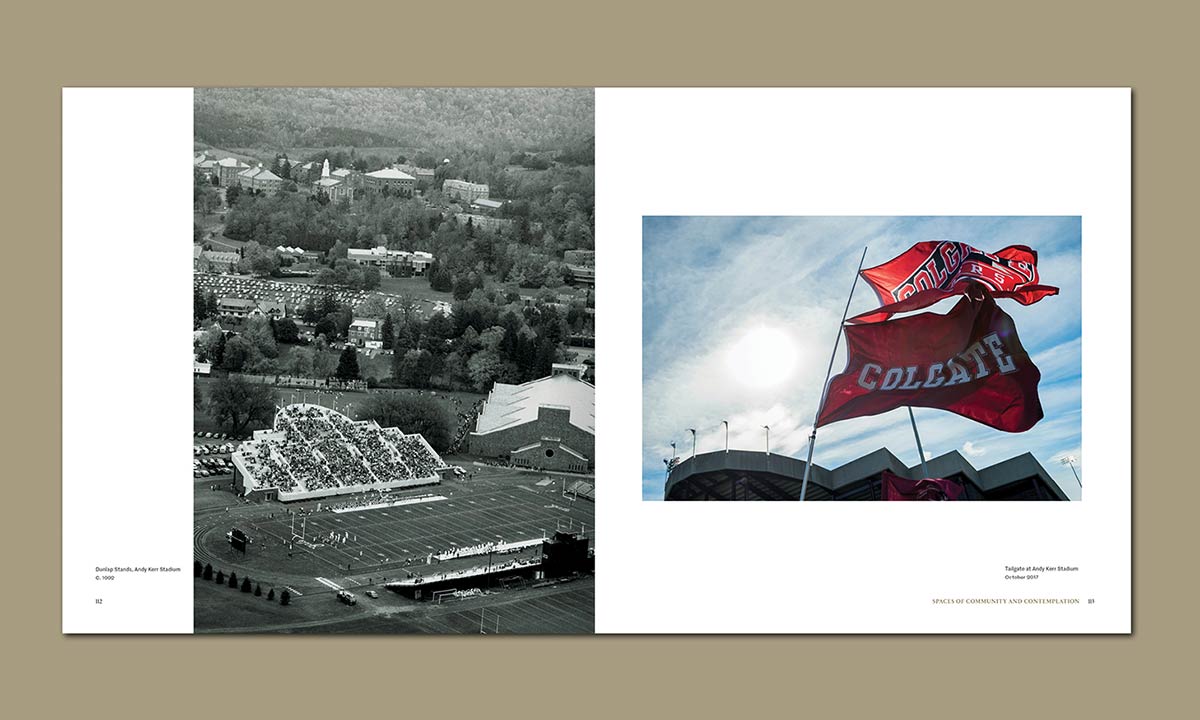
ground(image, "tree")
xmin=206 ymin=375 xmax=276 ymax=436
xmin=203 ymin=563 xmax=213 ymax=580
xmin=380 ymin=314 xmax=395 ymax=350
xmin=243 ymin=317 xmax=278 ymax=359
xmin=272 ymin=317 xmax=300 ymax=344
xmin=194 ymin=285 xmax=209 ymax=321
xmin=225 ymin=183 xmax=242 ymax=206
xmin=254 ymin=583 xmax=262 ymax=597
xmin=215 ymin=570 xmax=225 ymax=584
xmin=467 ymin=349 xmax=507 ymax=392
xmin=193 ymin=379 xmax=203 ymax=410
xmin=357 ymin=392 xmax=452 ymax=451
xmin=397 ymin=349 xmax=438 ymax=388
xmin=267 ymin=588 xmax=275 ymax=601
xmin=194 ymin=560 xmax=203 ymax=577
xmin=280 ymin=590 xmax=291 ymax=606
xmin=362 ymin=266 xmax=381 ymax=291
xmin=300 ymin=296 xmax=322 ymax=324
xmin=336 ymin=345 xmax=360 ymax=379
xmin=241 ymin=577 xmax=252 ymax=593
xmin=282 ymin=347 xmax=313 ymax=377
xmin=228 ymin=571 xmax=238 ymax=588
xmin=221 ymin=336 xmax=253 ymax=372
xmin=357 ymin=295 xmax=388 ymax=320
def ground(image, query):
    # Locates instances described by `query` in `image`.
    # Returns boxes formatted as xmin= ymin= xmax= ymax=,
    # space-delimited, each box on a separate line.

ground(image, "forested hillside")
xmin=194 ymin=88 xmax=594 ymax=154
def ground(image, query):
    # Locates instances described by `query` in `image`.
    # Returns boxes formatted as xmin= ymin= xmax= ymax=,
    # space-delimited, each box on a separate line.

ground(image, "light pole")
xmin=722 ymin=420 xmax=729 ymax=453
xmin=688 ymin=428 xmax=697 ymax=458
xmin=763 ymin=425 xmax=770 ymax=455
xmin=1060 ymin=455 xmax=1082 ymax=487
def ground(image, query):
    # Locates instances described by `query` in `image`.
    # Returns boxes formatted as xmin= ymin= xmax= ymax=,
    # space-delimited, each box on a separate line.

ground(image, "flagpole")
xmin=799 ymin=246 xmax=869 ymax=501
xmin=908 ymin=406 xmax=930 ymax=479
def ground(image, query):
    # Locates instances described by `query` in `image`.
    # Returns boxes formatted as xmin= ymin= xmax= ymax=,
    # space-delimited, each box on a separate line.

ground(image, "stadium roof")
xmin=366 ymin=167 xmax=415 ymax=180
xmin=474 ymin=373 xmax=595 ymax=435
xmin=664 ymin=447 xmax=1068 ymax=501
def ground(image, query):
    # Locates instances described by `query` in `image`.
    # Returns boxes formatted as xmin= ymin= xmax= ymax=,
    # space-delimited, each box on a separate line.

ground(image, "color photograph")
xmin=643 ymin=216 xmax=1082 ymax=502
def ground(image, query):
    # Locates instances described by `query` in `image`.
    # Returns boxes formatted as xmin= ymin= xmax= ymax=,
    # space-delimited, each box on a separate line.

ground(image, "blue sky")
xmin=642 ymin=216 xmax=1083 ymax=501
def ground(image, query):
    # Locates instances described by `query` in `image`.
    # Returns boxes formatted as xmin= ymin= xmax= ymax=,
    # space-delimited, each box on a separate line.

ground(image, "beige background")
xmin=11 ymin=0 xmax=1194 ymax=716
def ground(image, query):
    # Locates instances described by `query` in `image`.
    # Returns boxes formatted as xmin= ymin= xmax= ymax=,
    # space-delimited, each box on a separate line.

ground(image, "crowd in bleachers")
xmin=234 ymin=404 xmax=444 ymax=495
xmin=385 ymin=430 xmax=442 ymax=478
xmin=237 ymin=443 xmax=298 ymax=492
xmin=403 ymin=556 xmax=540 ymax=585
xmin=447 ymin=398 xmax=484 ymax=454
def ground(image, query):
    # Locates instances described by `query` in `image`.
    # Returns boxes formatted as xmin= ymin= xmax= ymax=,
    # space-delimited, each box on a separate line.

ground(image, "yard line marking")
xmin=284 ymin=586 xmax=304 ymax=597
xmin=314 ymin=577 xmax=343 ymax=591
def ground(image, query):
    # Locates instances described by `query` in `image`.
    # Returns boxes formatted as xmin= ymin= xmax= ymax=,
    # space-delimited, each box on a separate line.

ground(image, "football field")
xmin=196 ymin=469 xmax=594 ymax=596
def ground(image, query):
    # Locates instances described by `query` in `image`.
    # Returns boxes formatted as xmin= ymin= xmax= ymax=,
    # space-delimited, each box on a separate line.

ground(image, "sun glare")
xmin=724 ymin=325 xmax=799 ymax=389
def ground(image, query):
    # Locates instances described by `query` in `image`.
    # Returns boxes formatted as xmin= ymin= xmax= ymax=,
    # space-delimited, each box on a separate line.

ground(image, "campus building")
xmin=364 ymin=167 xmax=416 ymax=194
xmin=443 ymin=179 xmax=490 ymax=202
xmin=471 ymin=198 xmax=504 ymax=213
xmin=194 ymin=153 xmax=218 ymax=178
xmin=237 ymin=165 xmax=284 ymax=193
xmin=346 ymin=246 xmax=435 ymax=275
xmin=663 ymin=447 xmax=1070 ymax=501
xmin=216 ymin=297 xmax=286 ymax=319
xmin=455 ymin=213 xmax=512 ymax=233
xmin=468 ymin=363 xmax=595 ymax=473
xmin=195 ymin=249 xmax=240 ymax=273
xmin=349 ymin=318 xmax=382 ymax=347
xmin=396 ymin=164 xmax=436 ymax=187
xmin=214 ymin=157 xmax=251 ymax=186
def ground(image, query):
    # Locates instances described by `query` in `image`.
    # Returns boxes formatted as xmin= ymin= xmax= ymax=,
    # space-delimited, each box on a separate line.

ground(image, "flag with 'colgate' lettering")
xmin=816 ymin=294 xmax=1043 ymax=432
xmin=850 ymin=241 xmax=1058 ymax=324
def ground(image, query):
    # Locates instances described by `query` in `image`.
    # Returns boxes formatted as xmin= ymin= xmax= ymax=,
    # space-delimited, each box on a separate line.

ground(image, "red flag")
xmin=880 ymin=470 xmax=964 ymax=501
xmin=816 ymin=294 xmax=1043 ymax=432
xmin=850 ymin=241 xmax=1058 ymax=324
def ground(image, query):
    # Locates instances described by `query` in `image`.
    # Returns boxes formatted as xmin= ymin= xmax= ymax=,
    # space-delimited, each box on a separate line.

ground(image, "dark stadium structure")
xmin=663 ymin=448 xmax=1068 ymax=501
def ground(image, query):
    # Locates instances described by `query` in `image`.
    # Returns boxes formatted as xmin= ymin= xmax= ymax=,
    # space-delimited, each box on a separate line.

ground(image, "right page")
xmin=596 ymin=88 xmax=1129 ymax=633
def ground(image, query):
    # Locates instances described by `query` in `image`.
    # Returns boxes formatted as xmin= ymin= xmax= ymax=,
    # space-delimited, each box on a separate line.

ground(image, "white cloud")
xmin=962 ymin=441 xmax=986 ymax=457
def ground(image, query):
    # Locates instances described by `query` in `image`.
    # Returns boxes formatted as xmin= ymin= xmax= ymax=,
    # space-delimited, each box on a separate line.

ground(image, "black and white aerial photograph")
xmin=190 ymin=88 xmax=596 ymax=633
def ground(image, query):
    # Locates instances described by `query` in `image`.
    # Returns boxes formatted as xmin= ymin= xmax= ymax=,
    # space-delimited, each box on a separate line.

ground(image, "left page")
xmin=63 ymin=87 xmax=598 ymax=633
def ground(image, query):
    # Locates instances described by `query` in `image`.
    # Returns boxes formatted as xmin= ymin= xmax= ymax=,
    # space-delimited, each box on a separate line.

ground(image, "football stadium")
xmin=195 ymin=401 xmax=594 ymax=634
xmin=232 ymin=404 xmax=449 ymax=501
xmin=664 ymin=448 xmax=1067 ymax=501
xmin=468 ymin=363 xmax=595 ymax=472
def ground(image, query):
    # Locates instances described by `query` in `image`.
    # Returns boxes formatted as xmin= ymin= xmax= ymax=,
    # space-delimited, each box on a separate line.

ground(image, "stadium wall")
xmin=467 ymin=406 xmax=594 ymax=471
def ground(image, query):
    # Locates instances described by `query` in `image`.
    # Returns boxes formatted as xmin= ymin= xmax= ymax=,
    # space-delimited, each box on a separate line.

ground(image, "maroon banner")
xmin=816 ymin=294 xmax=1043 ymax=432
xmin=850 ymin=241 xmax=1058 ymax=323
xmin=881 ymin=470 xmax=965 ymax=501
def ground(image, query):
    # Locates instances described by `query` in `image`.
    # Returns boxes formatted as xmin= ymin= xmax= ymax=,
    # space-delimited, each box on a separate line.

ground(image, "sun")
xmin=724 ymin=325 xmax=799 ymax=389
